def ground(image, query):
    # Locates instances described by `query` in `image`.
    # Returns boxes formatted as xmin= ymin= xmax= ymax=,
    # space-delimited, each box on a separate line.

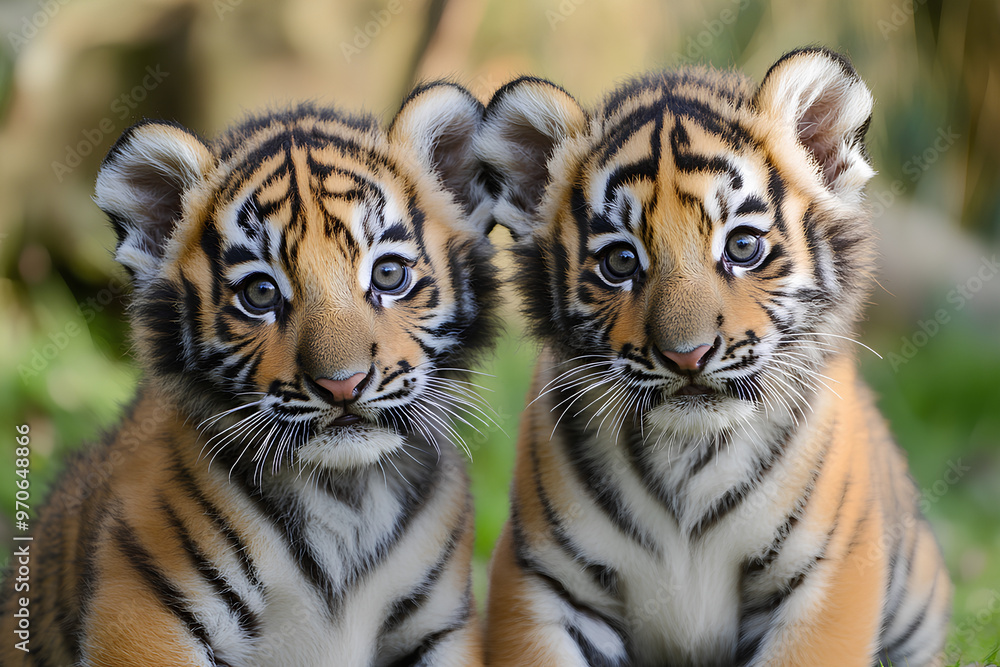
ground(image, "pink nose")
xmin=315 ymin=372 xmax=368 ymax=403
xmin=660 ymin=344 xmax=712 ymax=372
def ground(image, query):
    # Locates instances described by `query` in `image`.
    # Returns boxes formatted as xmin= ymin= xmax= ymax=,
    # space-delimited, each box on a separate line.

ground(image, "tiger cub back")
xmin=476 ymin=49 xmax=951 ymax=666
xmin=0 ymin=83 xmax=497 ymax=666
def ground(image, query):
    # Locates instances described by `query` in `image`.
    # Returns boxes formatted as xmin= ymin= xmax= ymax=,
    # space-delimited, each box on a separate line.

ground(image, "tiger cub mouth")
xmin=672 ymin=383 xmax=716 ymax=397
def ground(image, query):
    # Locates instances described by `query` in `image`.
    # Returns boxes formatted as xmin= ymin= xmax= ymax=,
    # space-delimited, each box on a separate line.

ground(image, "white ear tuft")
xmin=389 ymin=82 xmax=489 ymax=231
xmin=756 ymin=48 xmax=875 ymax=201
xmin=474 ymin=77 xmax=587 ymax=238
xmin=94 ymin=120 xmax=216 ymax=283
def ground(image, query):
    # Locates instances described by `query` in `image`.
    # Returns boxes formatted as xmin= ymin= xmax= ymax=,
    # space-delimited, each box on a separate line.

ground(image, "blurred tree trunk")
xmin=400 ymin=0 xmax=449 ymax=100
xmin=916 ymin=0 xmax=1000 ymax=239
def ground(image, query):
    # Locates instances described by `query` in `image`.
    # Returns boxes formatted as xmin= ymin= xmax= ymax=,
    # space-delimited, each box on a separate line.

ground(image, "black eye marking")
xmin=598 ymin=242 xmax=640 ymax=283
xmin=735 ymin=196 xmax=768 ymax=217
xmin=238 ymin=274 xmax=282 ymax=314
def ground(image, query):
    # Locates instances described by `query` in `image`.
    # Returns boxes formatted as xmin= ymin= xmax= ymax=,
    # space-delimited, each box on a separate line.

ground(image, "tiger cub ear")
xmin=756 ymin=48 xmax=875 ymax=202
xmin=389 ymin=82 xmax=491 ymax=232
xmin=95 ymin=120 xmax=218 ymax=283
xmin=474 ymin=77 xmax=587 ymax=238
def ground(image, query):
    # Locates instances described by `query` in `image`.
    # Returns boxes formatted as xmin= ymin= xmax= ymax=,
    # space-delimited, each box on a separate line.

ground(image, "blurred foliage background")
xmin=1 ymin=0 xmax=998 ymax=659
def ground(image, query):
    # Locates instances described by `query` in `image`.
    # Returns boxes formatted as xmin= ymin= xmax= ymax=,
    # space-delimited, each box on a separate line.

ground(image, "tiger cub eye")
xmin=241 ymin=275 xmax=281 ymax=311
xmin=371 ymin=256 xmax=410 ymax=293
xmin=600 ymin=243 xmax=640 ymax=281
xmin=725 ymin=229 xmax=762 ymax=265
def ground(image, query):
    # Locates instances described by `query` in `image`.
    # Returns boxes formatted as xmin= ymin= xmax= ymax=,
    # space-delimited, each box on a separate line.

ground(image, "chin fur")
xmin=644 ymin=394 xmax=759 ymax=438
xmin=296 ymin=425 xmax=407 ymax=470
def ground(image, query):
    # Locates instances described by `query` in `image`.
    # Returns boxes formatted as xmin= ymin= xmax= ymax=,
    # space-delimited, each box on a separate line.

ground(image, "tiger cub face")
xmin=95 ymin=84 xmax=497 ymax=473
xmin=477 ymin=49 xmax=876 ymax=439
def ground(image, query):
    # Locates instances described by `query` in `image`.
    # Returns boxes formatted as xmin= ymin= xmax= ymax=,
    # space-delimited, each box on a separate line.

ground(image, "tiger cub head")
xmin=477 ymin=49 xmax=876 ymax=439
xmin=95 ymin=84 xmax=498 ymax=473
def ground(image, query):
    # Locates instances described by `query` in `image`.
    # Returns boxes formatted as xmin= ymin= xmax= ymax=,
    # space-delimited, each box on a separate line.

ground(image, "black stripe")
xmin=566 ymin=623 xmax=629 ymax=667
xmin=882 ymin=527 xmax=918 ymax=636
xmin=884 ymin=577 xmax=937 ymax=659
xmin=685 ymin=431 xmax=731 ymax=479
xmin=735 ymin=196 xmax=768 ymax=216
xmin=234 ymin=196 xmax=262 ymax=240
xmin=383 ymin=623 xmax=463 ymax=667
xmin=133 ymin=282 xmax=186 ymax=375
xmin=111 ymin=519 xmax=216 ymax=659
xmin=624 ymin=428 xmax=681 ymax=524
xmin=745 ymin=437 xmax=828 ymax=575
xmin=801 ymin=206 xmax=830 ymax=290
xmin=596 ymin=104 xmax=658 ymax=168
xmin=65 ymin=456 xmax=116 ymax=662
xmin=397 ymin=276 xmax=435 ymax=304
xmin=380 ymin=499 xmax=470 ymax=635
xmin=765 ymin=163 xmax=787 ymax=233
xmin=379 ymin=222 xmax=413 ymax=243
xmin=529 ymin=425 xmax=620 ymax=598
xmin=222 ymin=245 xmax=259 ymax=267
xmin=234 ymin=451 xmax=440 ymax=619
xmin=754 ymin=243 xmax=785 ymax=274
xmin=689 ymin=424 xmax=795 ymax=540
xmin=559 ymin=409 xmax=660 ymax=554
xmin=169 ymin=454 xmax=263 ymax=592
xmin=670 ymin=118 xmax=743 ymax=189
xmin=602 ymin=159 xmax=657 ymax=205
xmin=522 ymin=566 xmax=631 ymax=665
xmin=200 ymin=224 xmax=224 ymax=305
xmin=242 ymin=484 xmax=341 ymax=616
xmin=737 ymin=546 xmax=826 ymax=665
xmin=160 ymin=497 xmax=261 ymax=638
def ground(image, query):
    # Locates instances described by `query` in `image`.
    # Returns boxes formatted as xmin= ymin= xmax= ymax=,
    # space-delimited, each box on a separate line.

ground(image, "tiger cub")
xmin=0 ymin=83 xmax=498 ymax=666
xmin=475 ymin=49 xmax=951 ymax=666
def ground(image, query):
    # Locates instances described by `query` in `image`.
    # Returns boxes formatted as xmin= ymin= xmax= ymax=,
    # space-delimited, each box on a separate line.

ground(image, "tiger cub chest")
xmin=181 ymin=447 xmax=470 ymax=667
xmin=548 ymin=415 xmax=827 ymax=662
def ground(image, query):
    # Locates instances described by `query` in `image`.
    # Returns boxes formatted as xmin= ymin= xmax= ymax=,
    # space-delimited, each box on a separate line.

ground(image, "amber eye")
xmin=239 ymin=274 xmax=282 ymax=313
xmin=599 ymin=243 xmax=640 ymax=282
xmin=725 ymin=228 xmax=764 ymax=266
xmin=371 ymin=256 xmax=410 ymax=294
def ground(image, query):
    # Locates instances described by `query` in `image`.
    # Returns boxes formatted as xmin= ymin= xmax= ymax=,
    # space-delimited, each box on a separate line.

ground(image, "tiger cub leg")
xmin=77 ymin=553 xmax=215 ymax=666
xmin=486 ymin=520 xmax=630 ymax=667
xmin=390 ymin=506 xmax=485 ymax=667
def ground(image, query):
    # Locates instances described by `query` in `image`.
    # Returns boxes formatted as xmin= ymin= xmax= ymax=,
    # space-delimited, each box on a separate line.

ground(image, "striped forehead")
xmin=212 ymin=131 xmax=416 ymax=275
xmin=583 ymin=82 xmax=775 ymax=239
